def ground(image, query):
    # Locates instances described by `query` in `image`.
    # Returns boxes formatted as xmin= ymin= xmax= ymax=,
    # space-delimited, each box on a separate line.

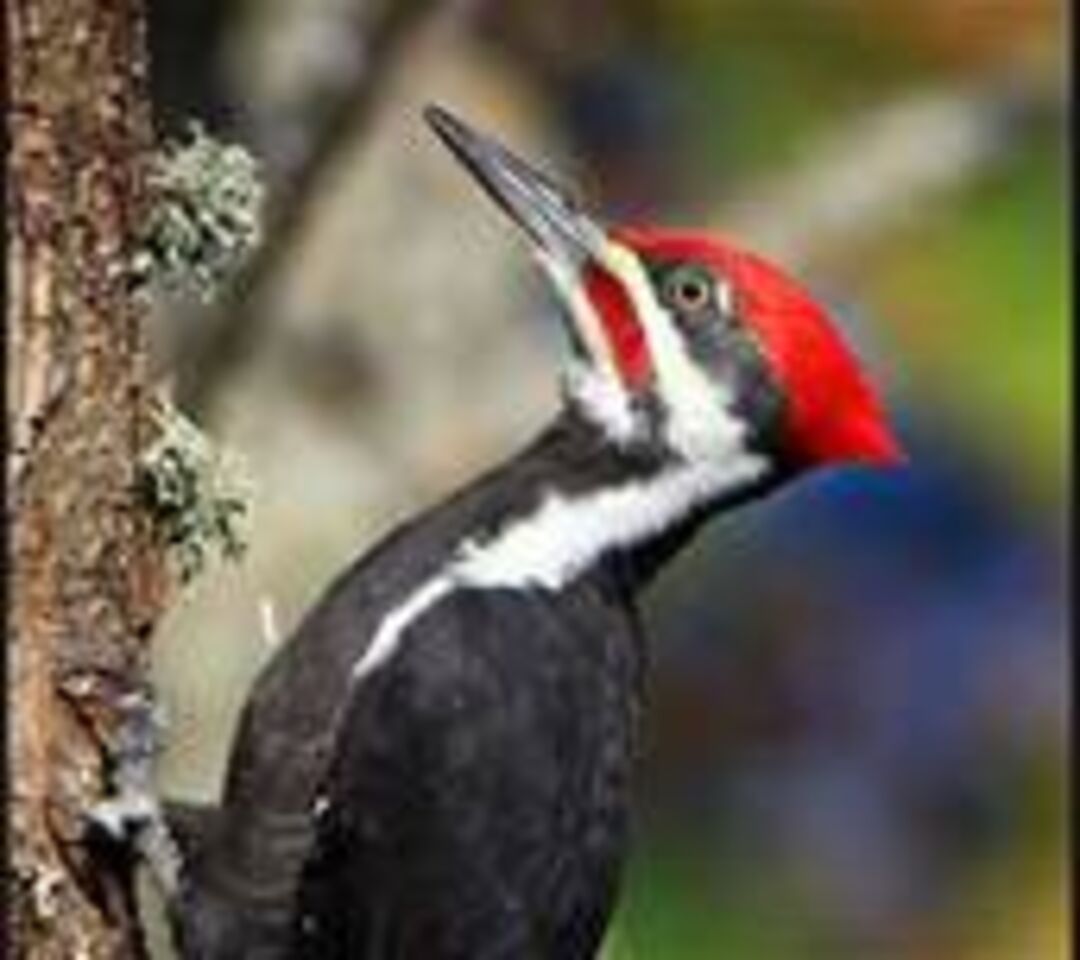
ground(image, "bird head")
xmin=426 ymin=105 xmax=902 ymax=475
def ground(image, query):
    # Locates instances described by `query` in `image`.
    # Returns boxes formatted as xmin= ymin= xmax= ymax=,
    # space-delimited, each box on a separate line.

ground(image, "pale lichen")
xmin=137 ymin=399 xmax=253 ymax=583
xmin=133 ymin=123 xmax=264 ymax=302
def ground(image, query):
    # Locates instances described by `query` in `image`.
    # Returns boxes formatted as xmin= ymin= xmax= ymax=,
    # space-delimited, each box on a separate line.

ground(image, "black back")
xmin=291 ymin=576 xmax=645 ymax=959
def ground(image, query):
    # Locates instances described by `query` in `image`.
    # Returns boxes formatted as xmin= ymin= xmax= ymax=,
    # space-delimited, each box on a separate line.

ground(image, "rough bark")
xmin=7 ymin=0 xmax=168 ymax=956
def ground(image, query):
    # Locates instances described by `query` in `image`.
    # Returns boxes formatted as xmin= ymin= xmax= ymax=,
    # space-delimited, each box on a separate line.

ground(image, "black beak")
xmin=424 ymin=104 xmax=608 ymax=272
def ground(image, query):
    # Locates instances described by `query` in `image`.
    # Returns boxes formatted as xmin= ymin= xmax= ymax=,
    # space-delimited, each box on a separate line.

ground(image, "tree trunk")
xmin=7 ymin=0 xmax=168 ymax=956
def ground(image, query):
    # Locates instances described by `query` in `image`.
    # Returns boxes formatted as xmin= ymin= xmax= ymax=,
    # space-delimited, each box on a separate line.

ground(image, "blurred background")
xmin=145 ymin=1 xmax=1068 ymax=957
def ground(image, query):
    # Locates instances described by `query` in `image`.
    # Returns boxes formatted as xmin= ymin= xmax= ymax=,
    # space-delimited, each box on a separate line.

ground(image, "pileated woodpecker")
xmin=116 ymin=106 xmax=902 ymax=959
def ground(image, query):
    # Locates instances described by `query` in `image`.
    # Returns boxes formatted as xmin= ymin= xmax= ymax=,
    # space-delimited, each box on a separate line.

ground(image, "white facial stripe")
xmin=536 ymin=247 xmax=639 ymax=443
xmin=600 ymin=244 xmax=745 ymax=460
xmin=535 ymin=248 xmax=622 ymax=389
xmin=716 ymin=277 xmax=735 ymax=317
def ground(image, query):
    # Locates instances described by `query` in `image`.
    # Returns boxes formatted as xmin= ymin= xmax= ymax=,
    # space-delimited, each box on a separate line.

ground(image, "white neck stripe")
xmin=454 ymin=453 xmax=764 ymax=589
xmin=351 ymin=448 xmax=766 ymax=683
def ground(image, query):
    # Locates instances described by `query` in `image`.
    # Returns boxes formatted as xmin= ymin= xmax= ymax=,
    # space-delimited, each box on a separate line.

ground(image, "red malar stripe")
xmin=583 ymin=265 xmax=652 ymax=390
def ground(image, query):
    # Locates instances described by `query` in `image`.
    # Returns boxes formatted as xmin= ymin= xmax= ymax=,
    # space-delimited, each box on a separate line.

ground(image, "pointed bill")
xmin=424 ymin=105 xmax=609 ymax=272
xmin=425 ymin=103 xmax=646 ymax=413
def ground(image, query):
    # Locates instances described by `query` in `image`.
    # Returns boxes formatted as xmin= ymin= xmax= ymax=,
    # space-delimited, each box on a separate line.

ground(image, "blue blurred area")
xmin=638 ymin=415 xmax=1065 ymax=953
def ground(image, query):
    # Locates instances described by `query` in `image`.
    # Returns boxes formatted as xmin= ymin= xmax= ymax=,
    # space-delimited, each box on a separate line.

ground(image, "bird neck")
xmin=448 ymin=408 xmax=774 ymax=594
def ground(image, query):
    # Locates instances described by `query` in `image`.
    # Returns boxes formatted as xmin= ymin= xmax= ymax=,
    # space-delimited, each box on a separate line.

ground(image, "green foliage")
xmin=607 ymin=839 xmax=818 ymax=960
xmin=664 ymin=0 xmax=929 ymax=187
xmin=866 ymin=132 xmax=1067 ymax=499
xmin=133 ymin=122 xmax=264 ymax=302
xmin=137 ymin=400 xmax=253 ymax=584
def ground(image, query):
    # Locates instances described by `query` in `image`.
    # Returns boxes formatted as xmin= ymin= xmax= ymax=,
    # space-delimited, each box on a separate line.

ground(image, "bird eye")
xmin=664 ymin=266 xmax=713 ymax=314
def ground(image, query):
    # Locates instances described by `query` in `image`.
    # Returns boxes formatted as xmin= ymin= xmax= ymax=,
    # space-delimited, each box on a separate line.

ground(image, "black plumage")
xmin=164 ymin=408 xmax=773 ymax=959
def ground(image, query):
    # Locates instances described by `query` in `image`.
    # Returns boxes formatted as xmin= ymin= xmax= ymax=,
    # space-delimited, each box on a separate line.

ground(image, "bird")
xmin=119 ymin=104 xmax=902 ymax=960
